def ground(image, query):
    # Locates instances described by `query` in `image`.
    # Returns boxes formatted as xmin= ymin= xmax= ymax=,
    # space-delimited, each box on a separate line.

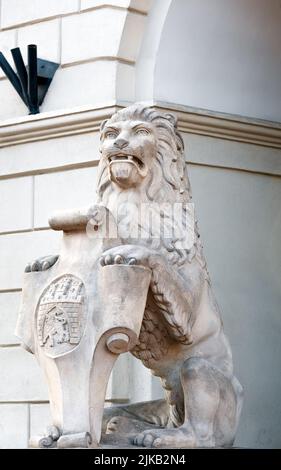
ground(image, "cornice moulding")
xmin=156 ymin=102 xmax=281 ymax=149
xmin=0 ymin=102 xmax=281 ymax=149
xmin=0 ymin=104 xmax=120 ymax=148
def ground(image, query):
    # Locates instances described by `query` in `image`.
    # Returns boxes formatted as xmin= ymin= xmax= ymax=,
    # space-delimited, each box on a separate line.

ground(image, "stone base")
xmin=100 ymin=433 xmax=141 ymax=449
xmin=100 ymin=434 xmax=237 ymax=449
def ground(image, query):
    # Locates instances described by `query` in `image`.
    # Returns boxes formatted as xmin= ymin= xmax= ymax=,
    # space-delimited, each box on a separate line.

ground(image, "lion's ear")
xmin=164 ymin=112 xmax=178 ymax=128
xmin=100 ymin=119 xmax=108 ymax=132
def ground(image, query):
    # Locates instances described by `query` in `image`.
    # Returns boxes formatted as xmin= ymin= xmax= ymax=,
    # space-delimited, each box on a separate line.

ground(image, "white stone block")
xmin=62 ymin=9 xmax=145 ymax=64
xmin=80 ymin=0 xmax=152 ymax=13
xmin=0 ymin=230 xmax=61 ymax=290
xmin=127 ymin=354 xmax=154 ymax=402
xmin=130 ymin=0 xmax=153 ymax=11
xmin=0 ymin=292 xmax=21 ymax=345
xmin=110 ymin=353 xmax=130 ymax=400
xmin=151 ymin=375 xmax=164 ymax=400
xmin=34 ymin=167 xmax=98 ymax=228
xmin=0 ymin=133 xmax=100 ymax=179
xmin=0 ymin=404 xmax=28 ymax=449
xmin=61 ymin=9 xmax=127 ymax=64
xmin=0 ymin=59 xmax=119 ymax=120
xmin=0 ymin=30 xmax=17 ymax=79
xmin=0 ymin=176 xmax=33 ymax=233
xmin=110 ymin=354 xmax=163 ymax=403
xmin=41 ymin=61 xmax=117 ymax=112
xmin=17 ymin=19 xmax=60 ymax=64
xmin=81 ymin=0 xmax=128 ymax=9
xmin=30 ymin=404 xmax=51 ymax=437
xmin=1 ymin=0 xmax=79 ymax=28
xmin=116 ymin=62 xmax=135 ymax=102
xmin=0 ymin=79 xmax=27 ymax=121
xmin=0 ymin=347 xmax=48 ymax=401
xmin=118 ymin=12 xmax=146 ymax=61
xmin=183 ymin=133 xmax=281 ymax=175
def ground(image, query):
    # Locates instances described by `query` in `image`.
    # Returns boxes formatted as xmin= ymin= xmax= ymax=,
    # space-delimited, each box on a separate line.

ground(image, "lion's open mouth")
xmin=108 ymin=154 xmax=144 ymax=169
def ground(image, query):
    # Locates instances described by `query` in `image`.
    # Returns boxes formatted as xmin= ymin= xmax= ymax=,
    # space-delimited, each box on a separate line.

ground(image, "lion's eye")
xmin=105 ymin=132 xmax=118 ymax=139
xmin=135 ymin=128 xmax=150 ymax=136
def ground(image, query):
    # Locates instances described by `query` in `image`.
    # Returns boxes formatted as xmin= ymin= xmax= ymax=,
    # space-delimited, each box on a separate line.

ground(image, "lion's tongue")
xmin=110 ymin=161 xmax=136 ymax=182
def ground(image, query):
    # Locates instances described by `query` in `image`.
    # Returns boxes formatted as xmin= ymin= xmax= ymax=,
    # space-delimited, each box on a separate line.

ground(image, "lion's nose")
xmin=114 ymin=137 xmax=128 ymax=149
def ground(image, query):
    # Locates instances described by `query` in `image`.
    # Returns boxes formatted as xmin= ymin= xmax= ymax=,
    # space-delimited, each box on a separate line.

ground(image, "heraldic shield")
xmin=37 ymin=275 xmax=86 ymax=358
xmin=16 ymin=205 xmax=152 ymax=448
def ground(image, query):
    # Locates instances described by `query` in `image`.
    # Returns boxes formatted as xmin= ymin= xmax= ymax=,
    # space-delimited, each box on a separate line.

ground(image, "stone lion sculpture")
xmin=27 ymin=104 xmax=243 ymax=448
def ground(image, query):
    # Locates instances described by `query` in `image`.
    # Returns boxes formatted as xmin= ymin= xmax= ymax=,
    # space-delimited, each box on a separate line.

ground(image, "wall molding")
xmin=0 ymin=102 xmax=281 ymax=149
xmin=0 ymin=3 xmax=148 ymax=31
xmin=0 ymin=104 xmax=120 ymax=148
xmin=159 ymin=103 xmax=281 ymax=149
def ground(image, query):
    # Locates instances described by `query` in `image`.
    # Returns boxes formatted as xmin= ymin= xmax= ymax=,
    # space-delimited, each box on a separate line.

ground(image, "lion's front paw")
xmin=25 ymin=255 xmax=59 ymax=273
xmin=133 ymin=427 xmax=197 ymax=448
xmin=106 ymin=416 xmax=154 ymax=435
xmin=100 ymin=244 xmax=160 ymax=269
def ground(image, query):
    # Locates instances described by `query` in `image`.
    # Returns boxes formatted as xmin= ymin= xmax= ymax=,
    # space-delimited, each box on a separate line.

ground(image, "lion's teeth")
xmin=109 ymin=155 xmax=135 ymax=162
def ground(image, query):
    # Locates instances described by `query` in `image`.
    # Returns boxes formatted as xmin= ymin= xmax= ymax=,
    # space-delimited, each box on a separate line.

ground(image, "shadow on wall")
xmin=153 ymin=0 xmax=281 ymax=122
xmin=189 ymin=163 xmax=281 ymax=448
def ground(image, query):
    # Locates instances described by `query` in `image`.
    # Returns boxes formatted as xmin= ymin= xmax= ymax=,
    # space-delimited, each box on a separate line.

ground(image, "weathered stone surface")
xmin=17 ymin=104 xmax=243 ymax=448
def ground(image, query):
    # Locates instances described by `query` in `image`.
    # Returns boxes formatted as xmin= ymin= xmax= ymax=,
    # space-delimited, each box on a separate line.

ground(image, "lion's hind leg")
xmin=102 ymin=399 xmax=169 ymax=436
xmin=180 ymin=357 xmax=240 ymax=447
xmin=134 ymin=358 xmax=240 ymax=448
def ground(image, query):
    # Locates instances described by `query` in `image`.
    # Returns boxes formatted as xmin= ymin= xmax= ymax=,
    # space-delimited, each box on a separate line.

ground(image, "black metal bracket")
xmin=0 ymin=45 xmax=59 ymax=115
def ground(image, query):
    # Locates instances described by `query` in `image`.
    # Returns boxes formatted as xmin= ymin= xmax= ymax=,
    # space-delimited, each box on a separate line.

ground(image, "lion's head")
xmin=96 ymin=104 xmax=201 ymax=267
xmin=97 ymin=104 xmax=191 ymax=203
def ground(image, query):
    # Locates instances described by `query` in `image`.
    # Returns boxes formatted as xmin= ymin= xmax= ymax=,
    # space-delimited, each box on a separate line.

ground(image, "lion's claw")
xmin=99 ymin=245 xmax=158 ymax=269
xmin=25 ymin=255 xmax=59 ymax=273
xmin=114 ymin=255 xmax=123 ymax=264
xmin=100 ymin=252 xmax=139 ymax=267
xmin=133 ymin=426 xmax=198 ymax=448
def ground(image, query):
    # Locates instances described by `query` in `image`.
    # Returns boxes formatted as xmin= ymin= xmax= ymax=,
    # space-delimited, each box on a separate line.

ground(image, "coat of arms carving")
xmin=37 ymin=275 xmax=86 ymax=357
